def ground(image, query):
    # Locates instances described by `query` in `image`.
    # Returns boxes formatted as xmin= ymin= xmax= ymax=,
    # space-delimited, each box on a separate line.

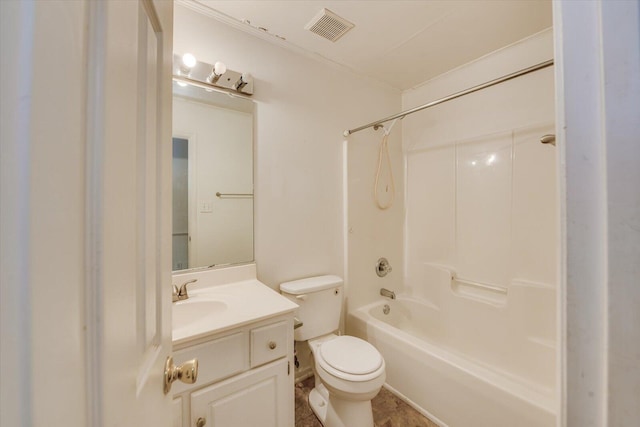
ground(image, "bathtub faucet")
xmin=380 ymin=288 xmax=396 ymax=300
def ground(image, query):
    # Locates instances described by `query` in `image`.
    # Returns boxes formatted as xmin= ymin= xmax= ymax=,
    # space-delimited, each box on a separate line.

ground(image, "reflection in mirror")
xmin=172 ymin=82 xmax=254 ymax=272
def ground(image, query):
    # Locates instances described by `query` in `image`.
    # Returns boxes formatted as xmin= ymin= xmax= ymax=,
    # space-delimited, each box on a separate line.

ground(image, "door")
xmin=86 ymin=0 xmax=174 ymax=425
xmin=1 ymin=0 xmax=174 ymax=426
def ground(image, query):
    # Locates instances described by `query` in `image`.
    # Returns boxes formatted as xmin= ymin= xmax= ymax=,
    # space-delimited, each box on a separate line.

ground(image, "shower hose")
xmin=374 ymin=119 xmax=397 ymax=210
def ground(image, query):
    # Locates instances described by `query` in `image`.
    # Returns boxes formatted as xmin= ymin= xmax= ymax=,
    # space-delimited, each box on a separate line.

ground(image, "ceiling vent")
xmin=304 ymin=8 xmax=355 ymax=42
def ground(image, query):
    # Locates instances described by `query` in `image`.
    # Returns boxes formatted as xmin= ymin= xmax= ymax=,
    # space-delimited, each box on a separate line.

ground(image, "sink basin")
xmin=172 ymin=299 xmax=228 ymax=332
xmin=170 ymin=277 xmax=299 ymax=345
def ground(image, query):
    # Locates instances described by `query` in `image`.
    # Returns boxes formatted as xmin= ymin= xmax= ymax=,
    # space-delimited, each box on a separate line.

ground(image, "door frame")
xmin=172 ymin=131 xmax=198 ymax=270
xmin=553 ymin=1 xmax=640 ymax=426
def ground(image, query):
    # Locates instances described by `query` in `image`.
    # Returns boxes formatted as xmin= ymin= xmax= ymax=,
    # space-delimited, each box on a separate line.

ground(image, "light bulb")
xmin=181 ymin=53 xmax=197 ymax=69
xmin=214 ymin=61 xmax=227 ymax=76
xmin=234 ymin=72 xmax=253 ymax=91
xmin=207 ymin=61 xmax=227 ymax=84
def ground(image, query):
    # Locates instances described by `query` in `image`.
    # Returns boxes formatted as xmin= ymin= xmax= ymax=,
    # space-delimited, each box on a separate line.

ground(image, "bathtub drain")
xmin=383 ymin=304 xmax=390 ymax=315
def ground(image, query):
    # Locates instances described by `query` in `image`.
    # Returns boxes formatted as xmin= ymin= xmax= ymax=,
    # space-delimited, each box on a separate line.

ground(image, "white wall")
xmin=174 ymin=3 xmax=402 ymax=380
xmin=174 ymin=4 xmax=401 ymax=291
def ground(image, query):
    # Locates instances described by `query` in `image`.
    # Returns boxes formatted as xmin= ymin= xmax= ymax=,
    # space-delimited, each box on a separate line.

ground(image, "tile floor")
xmin=295 ymin=376 xmax=439 ymax=427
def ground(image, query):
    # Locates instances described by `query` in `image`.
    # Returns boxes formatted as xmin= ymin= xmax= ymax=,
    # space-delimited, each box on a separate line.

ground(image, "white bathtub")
xmin=348 ymin=295 xmax=556 ymax=427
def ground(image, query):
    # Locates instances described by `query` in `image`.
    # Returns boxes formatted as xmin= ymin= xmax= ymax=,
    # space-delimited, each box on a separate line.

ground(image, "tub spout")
xmin=380 ymin=288 xmax=396 ymax=300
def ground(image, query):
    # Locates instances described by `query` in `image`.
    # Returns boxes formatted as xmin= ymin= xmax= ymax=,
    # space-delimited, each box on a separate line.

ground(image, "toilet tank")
xmin=280 ymin=275 xmax=343 ymax=341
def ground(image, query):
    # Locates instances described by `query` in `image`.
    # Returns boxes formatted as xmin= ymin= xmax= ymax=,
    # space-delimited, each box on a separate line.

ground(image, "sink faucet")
xmin=173 ymin=279 xmax=198 ymax=302
xmin=380 ymin=288 xmax=396 ymax=300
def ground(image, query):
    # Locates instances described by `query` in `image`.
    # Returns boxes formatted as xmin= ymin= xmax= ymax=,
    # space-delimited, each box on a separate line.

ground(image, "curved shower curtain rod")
xmin=343 ymin=59 xmax=554 ymax=137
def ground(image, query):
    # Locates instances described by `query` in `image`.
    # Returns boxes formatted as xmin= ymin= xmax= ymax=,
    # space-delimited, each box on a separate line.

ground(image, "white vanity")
xmin=171 ymin=264 xmax=297 ymax=427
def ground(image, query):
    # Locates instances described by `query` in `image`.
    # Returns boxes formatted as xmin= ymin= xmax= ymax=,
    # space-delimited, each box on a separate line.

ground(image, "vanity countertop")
xmin=172 ymin=279 xmax=298 ymax=346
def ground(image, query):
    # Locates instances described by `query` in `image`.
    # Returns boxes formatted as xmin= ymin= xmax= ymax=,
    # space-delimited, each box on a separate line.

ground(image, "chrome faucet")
xmin=173 ymin=279 xmax=198 ymax=302
xmin=380 ymin=288 xmax=396 ymax=300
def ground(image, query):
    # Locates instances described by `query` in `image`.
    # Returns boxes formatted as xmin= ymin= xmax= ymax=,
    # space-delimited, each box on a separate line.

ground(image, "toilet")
xmin=280 ymin=275 xmax=386 ymax=427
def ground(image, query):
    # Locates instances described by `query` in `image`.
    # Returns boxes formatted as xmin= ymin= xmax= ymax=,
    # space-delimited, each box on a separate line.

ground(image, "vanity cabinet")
xmin=172 ymin=314 xmax=294 ymax=427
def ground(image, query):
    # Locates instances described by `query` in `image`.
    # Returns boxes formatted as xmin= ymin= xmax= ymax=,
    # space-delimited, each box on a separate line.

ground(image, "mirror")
xmin=172 ymin=82 xmax=254 ymax=272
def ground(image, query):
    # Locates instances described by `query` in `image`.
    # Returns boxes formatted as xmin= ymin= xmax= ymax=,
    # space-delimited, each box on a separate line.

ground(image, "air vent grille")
xmin=305 ymin=8 xmax=355 ymax=42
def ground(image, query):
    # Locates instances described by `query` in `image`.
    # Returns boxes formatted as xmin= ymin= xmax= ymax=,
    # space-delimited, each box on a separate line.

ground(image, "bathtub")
xmin=348 ymin=295 xmax=556 ymax=427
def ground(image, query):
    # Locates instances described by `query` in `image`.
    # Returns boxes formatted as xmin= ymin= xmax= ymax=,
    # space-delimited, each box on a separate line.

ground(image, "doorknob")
xmin=163 ymin=356 xmax=198 ymax=394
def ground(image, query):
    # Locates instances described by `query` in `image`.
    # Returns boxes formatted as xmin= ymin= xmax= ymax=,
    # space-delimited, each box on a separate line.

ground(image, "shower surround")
xmin=346 ymin=29 xmax=557 ymax=426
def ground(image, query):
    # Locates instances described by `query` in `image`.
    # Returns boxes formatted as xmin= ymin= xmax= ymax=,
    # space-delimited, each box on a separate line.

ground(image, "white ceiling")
xmin=190 ymin=0 xmax=552 ymax=91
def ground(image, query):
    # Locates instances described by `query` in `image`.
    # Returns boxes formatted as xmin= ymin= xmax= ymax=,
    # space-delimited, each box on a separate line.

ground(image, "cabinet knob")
xmin=268 ymin=341 xmax=277 ymax=350
xmin=196 ymin=417 xmax=206 ymax=427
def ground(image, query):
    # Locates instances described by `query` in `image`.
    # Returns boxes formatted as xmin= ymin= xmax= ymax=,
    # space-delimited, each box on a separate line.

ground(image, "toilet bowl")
xmin=313 ymin=335 xmax=386 ymax=392
xmin=308 ymin=335 xmax=386 ymax=427
xmin=279 ymin=275 xmax=386 ymax=427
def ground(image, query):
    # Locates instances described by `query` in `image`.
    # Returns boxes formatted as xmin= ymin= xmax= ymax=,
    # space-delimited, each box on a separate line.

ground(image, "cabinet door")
xmin=173 ymin=397 xmax=183 ymax=427
xmin=191 ymin=359 xmax=292 ymax=427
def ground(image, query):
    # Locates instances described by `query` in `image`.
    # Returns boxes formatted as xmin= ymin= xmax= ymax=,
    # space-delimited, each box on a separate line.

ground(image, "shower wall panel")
xmin=403 ymin=29 xmax=556 ymax=300
xmin=511 ymin=124 xmax=557 ymax=286
xmin=406 ymin=124 xmax=556 ymax=296
xmin=405 ymin=147 xmax=455 ymax=303
xmin=456 ymin=132 xmax=513 ymax=288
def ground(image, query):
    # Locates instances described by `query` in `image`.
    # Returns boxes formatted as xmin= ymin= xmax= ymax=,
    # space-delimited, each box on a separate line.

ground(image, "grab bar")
xmin=216 ymin=192 xmax=253 ymax=198
xmin=451 ymin=275 xmax=507 ymax=294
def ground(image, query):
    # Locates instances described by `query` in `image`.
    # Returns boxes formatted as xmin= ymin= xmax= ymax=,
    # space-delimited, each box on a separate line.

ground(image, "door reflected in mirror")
xmin=172 ymin=82 xmax=254 ymax=271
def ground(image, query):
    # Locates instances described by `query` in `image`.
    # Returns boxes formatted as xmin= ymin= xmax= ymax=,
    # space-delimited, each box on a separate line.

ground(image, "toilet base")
xmin=309 ymin=385 xmax=329 ymax=424
xmin=326 ymin=395 xmax=374 ymax=427
xmin=309 ymin=383 xmax=375 ymax=427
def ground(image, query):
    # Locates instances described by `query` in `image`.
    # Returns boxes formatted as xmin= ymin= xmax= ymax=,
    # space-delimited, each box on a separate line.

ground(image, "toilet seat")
xmin=317 ymin=336 xmax=384 ymax=382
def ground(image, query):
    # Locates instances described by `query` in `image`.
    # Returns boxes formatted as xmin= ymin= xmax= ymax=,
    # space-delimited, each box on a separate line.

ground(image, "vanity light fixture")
xmin=172 ymin=53 xmax=254 ymax=96
xmin=207 ymin=61 xmax=227 ymax=83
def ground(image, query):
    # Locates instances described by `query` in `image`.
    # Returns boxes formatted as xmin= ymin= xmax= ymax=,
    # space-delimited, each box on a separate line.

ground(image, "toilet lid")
xmin=319 ymin=336 xmax=383 ymax=375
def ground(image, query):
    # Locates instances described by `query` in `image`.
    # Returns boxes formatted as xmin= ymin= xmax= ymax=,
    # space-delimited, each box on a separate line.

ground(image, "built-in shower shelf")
xmin=450 ymin=275 xmax=508 ymax=306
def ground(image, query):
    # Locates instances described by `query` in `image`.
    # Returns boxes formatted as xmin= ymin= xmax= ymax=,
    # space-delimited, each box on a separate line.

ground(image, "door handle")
xmin=163 ymin=356 xmax=198 ymax=394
